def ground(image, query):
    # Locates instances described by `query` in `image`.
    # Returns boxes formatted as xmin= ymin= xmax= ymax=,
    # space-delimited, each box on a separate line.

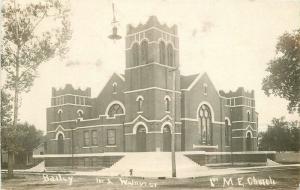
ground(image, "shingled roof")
xmin=180 ymin=73 xmax=199 ymax=90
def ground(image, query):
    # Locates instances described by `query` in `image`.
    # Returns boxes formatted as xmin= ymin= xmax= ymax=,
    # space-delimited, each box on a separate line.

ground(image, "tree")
xmin=262 ymin=29 xmax=300 ymax=114
xmin=1 ymin=90 xmax=13 ymax=127
xmin=1 ymin=0 xmax=72 ymax=177
xmin=259 ymin=117 xmax=300 ymax=151
xmin=1 ymin=122 xmax=43 ymax=167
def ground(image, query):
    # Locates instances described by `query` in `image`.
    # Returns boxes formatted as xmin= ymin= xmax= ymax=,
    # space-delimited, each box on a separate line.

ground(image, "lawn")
xmin=2 ymin=166 xmax=300 ymax=190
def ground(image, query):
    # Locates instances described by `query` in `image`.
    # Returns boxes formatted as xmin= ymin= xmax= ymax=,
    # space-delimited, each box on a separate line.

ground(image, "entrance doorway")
xmin=246 ymin=132 xmax=252 ymax=151
xmin=163 ymin=125 xmax=171 ymax=152
xmin=136 ymin=125 xmax=146 ymax=152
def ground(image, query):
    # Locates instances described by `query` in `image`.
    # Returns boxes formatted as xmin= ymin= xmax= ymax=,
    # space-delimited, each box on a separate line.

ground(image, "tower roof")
xmin=126 ymin=15 xmax=177 ymax=35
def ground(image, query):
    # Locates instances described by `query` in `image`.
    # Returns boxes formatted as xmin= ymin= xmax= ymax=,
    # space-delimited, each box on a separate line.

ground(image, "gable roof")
xmin=116 ymin=73 xmax=125 ymax=81
xmin=181 ymin=72 xmax=219 ymax=93
xmin=180 ymin=74 xmax=199 ymax=90
xmin=96 ymin=72 xmax=125 ymax=98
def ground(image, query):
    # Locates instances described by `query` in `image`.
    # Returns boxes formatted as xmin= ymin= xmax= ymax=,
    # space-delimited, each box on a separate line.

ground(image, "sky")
xmin=17 ymin=0 xmax=300 ymax=133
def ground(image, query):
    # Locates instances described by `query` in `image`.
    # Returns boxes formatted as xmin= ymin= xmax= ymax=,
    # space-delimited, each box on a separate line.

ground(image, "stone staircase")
xmin=96 ymin=152 xmax=209 ymax=178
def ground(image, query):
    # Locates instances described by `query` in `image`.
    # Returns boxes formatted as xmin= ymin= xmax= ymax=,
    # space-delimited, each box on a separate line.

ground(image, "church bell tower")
xmin=124 ymin=16 xmax=181 ymax=152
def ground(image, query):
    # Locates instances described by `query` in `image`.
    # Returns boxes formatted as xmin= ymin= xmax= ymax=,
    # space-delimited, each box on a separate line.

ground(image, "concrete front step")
xmin=95 ymin=152 xmax=209 ymax=178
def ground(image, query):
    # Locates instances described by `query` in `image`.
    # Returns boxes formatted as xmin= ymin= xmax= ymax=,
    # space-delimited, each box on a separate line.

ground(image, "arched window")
xmin=132 ymin=43 xmax=139 ymax=66
xmin=77 ymin=110 xmax=83 ymax=118
xmin=107 ymin=103 xmax=124 ymax=117
xmin=141 ymin=41 xmax=148 ymax=64
xmin=225 ymin=120 xmax=230 ymax=146
xmin=167 ymin=44 xmax=174 ymax=66
xmin=159 ymin=41 xmax=166 ymax=65
xmin=137 ymin=97 xmax=143 ymax=112
xmin=198 ymin=104 xmax=212 ymax=145
xmin=58 ymin=110 xmax=63 ymax=121
xmin=57 ymin=133 xmax=64 ymax=154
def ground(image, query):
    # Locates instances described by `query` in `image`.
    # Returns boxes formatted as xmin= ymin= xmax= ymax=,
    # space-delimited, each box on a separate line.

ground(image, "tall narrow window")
xmin=167 ymin=44 xmax=174 ymax=66
xmin=247 ymin=112 xmax=250 ymax=122
xmin=84 ymin=131 xmax=90 ymax=146
xmin=107 ymin=129 xmax=116 ymax=145
xmin=132 ymin=43 xmax=139 ymax=66
xmin=92 ymin=130 xmax=97 ymax=146
xmin=141 ymin=41 xmax=148 ymax=64
xmin=57 ymin=134 xmax=64 ymax=154
xmin=203 ymin=83 xmax=208 ymax=95
xmin=165 ymin=96 xmax=170 ymax=112
xmin=225 ymin=120 xmax=230 ymax=146
xmin=112 ymin=83 xmax=117 ymax=94
xmin=137 ymin=97 xmax=143 ymax=112
xmin=198 ymin=104 xmax=212 ymax=145
xmin=159 ymin=41 xmax=166 ymax=65
xmin=58 ymin=110 xmax=62 ymax=121
xmin=78 ymin=110 xmax=83 ymax=118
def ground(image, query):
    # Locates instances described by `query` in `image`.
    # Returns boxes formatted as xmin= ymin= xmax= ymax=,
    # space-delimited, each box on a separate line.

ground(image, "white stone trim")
xmin=160 ymin=121 xmax=173 ymax=133
xmin=232 ymin=127 xmax=257 ymax=132
xmin=125 ymin=131 xmax=181 ymax=135
xmin=49 ymin=138 xmax=71 ymax=141
xmin=115 ymin=73 xmax=125 ymax=81
xmin=136 ymin=95 xmax=144 ymax=101
xmin=246 ymin=130 xmax=253 ymax=138
xmin=193 ymin=144 xmax=218 ymax=149
xmin=181 ymin=73 xmax=202 ymax=91
xmin=77 ymin=109 xmax=83 ymax=114
xmin=224 ymin=105 xmax=255 ymax=108
xmin=49 ymin=119 xmax=76 ymax=124
xmin=55 ymin=131 xmax=65 ymax=140
xmin=224 ymin=117 xmax=231 ymax=126
xmin=52 ymin=94 xmax=90 ymax=98
xmin=180 ymin=118 xmax=225 ymax=124
xmin=231 ymin=121 xmax=256 ymax=124
xmin=132 ymin=121 xmax=148 ymax=134
xmin=105 ymin=100 xmax=126 ymax=118
xmin=246 ymin=125 xmax=256 ymax=131
xmin=126 ymin=26 xmax=178 ymax=39
xmin=164 ymin=95 xmax=171 ymax=101
xmin=82 ymin=146 xmax=98 ymax=149
xmin=232 ymin=136 xmax=257 ymax=139
xmin=196 ymin=101 xmax=215 ymax=122
xmin=50 ymin=103 xmax=92 ymax=108
xmin=129 ymin=38 xmax=166 ymax=50
xmin=125 ymin=62 xmax=176 ymax=70
xmin=180 ymin=118 xmax=198 ymax=122
xmin=47 ymin=123 xmax=123 ymax=133
xmin=124 ymin=115 xmax=172 ymax=125
xmin=124 ymin=87 xmax=181 ymax=94
xmin=219 ymin=95 xmax=255 ymax=100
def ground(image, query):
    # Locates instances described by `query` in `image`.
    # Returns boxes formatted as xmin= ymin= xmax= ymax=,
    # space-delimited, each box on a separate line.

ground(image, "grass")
xmin=2 ymin=166 xmax=300 ymax=190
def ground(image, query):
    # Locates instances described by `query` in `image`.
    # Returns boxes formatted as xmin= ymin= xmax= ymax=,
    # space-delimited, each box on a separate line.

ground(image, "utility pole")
xmin=169 ymin=67 xmax=177 ymax=177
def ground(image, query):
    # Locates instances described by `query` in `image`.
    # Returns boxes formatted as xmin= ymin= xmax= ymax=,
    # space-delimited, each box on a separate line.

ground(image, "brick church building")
xmin=45 ymin=16 xmax=258 ymax=161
